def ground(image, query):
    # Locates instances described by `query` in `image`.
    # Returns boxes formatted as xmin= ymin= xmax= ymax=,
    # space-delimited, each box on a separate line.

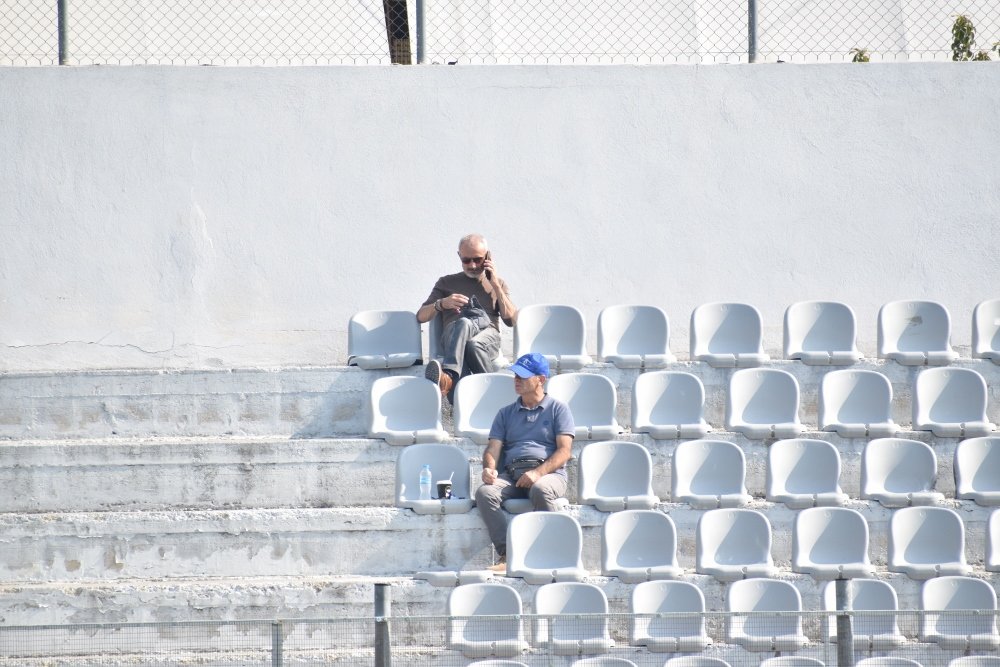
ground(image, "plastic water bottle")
xmin=419 ymin=464 xmax=432 ymax=500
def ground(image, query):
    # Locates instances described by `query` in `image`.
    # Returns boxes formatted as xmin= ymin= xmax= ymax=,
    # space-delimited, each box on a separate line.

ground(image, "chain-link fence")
xmin=2 ymin=0 xmax=999 ymax=65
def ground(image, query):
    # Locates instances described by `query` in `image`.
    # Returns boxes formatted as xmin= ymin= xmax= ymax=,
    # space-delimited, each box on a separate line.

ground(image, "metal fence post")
xmin=271 ymin=621 xmax=283 ymax=667
xmin=57 ymin=0 xmax=69 ymax=65
xmin=375 ymin=583 xmax=392 ymax=667
xmin=747 ymin=0 xmax=758 ymax=62
xmin=415 ymin=0 xmax=425 ymax=64
xmin=835 ymin=578 xmax=855 ymax=667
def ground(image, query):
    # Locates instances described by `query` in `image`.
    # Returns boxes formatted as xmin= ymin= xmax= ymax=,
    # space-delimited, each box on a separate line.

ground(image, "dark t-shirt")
xmin=489 ymin=394 xmax=575 ymax=477
xmin=422 ymin=272 xmax=514 ymax=331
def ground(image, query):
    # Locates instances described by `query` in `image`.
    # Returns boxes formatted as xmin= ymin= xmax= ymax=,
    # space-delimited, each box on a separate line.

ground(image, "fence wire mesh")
xmin=2 ymin=0 xmax=999 ymax=65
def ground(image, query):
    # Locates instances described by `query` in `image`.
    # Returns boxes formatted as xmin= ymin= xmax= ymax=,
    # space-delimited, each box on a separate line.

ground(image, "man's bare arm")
xmin=481 ymin=438 xmax=503 ymax=484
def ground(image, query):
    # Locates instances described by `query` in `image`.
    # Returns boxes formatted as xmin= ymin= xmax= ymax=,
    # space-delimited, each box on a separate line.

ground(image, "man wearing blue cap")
xmin=475 ymin=352 xmax=575 ymax=569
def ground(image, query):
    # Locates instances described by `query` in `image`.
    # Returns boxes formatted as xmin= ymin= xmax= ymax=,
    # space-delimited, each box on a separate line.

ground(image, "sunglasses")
xmin=460 ymin=256 xmax=486 ymax=265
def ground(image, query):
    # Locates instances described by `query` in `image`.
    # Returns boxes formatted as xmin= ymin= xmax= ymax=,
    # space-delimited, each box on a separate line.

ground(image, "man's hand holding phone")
xmin=483 ymin=250 xmax=495 ymax=282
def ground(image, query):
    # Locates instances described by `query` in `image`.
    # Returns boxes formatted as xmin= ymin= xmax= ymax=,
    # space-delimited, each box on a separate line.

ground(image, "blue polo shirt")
xmin=489 ymin=394 xmax=575 ymax=477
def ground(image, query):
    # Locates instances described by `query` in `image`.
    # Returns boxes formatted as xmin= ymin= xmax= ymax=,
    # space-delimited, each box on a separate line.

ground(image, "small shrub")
xmin=850 ymin=48 xmax=870 ymax=63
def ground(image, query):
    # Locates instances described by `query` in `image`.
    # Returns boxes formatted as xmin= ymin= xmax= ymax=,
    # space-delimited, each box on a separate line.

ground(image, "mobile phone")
xmin=484 ymin=251 xmax=493 ymax=280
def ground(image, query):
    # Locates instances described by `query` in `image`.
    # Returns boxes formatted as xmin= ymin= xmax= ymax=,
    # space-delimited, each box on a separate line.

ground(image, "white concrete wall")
xmin=2 ymin=64 xmax=999 ymax=373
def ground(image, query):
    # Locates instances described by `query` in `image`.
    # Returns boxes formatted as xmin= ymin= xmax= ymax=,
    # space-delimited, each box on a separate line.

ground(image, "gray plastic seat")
xmin=631 ymin=371 xmax=711 ymax=440
xmin=696 ymin=508 xmax=777 ymax=581
xmin=823 ymin=579 xmax=905 ymax=650
xmin=368 ymin=376 xmax=447 ymax=445
xmin=819 ymin=369 xmax=899 ymax=438
xmin=630 ymin=580 xmax=711 ymax=652
xmin=878 ymin=300 xmax=959 ymax=366
xmin=514 ymin=304 xmax=592 ymax=372
xmin=792 ymin=507 xmax=873 ymax=579
xmin=532 ymin=582 xmax=614 ymax=655
xmin=727 ymin=368 xmax=804 ymax=440
xmin=862 ymin=438 xmax=944 ymax=508
xmin=546 ymin=373 xmax=621 ymax=441
xmin=506 ymin=512 xmax=586 ymax=584
xmin=395 ymin=443 xmax=473 ymax=514
xmin=761 ymin=659 xmax=825 ymax=667
xmin=767 ymin=438 xmax=849 ymax=509
xmin=468 ymin=662 xmax=530 ymax=667
xmin=912 ymin=367 xmax=995 ymax=438
xmin=453 ymin=372 xmax=518 ymax=445
xmin=573 ymin=659 xmax=638 ymax=667
xmin=888 ymin=506 xmax=971 ymax=579
xmin=601 ymin=510 xmax=682 ymax=583
xmin=597 ymin=305 xmax=675 ymax=369
xmin=672 ymin=440 xmax=751 ymax=509
xmin=856 ymin=660 xmax=922 ymax=667
xmin=920 ymin=576 xmax=1000 ymax=650
xmin=578 ymin=441 xmax=657 ymax=511
xmin=446 ymin=583 xmax=529 ymax=658
xmin=955 ymin=436 xmax=1000 ymax=506
xmin=690 ymin=302 xmax=769 ymax=368
xmin=726 ymin=578 xmax=808 ymax=651
xmin=663 ymin=659 xmax=732 ymax=667
xmin=784 ymin=300 xmax=862 ymax=365
xmin=347 ymin=309 xmax=422 ymax=369
xmin=988 ymin=509 xmax=1000 ymax=572
xmin=950 ymin=659 xmax=1000 ymax=667
xmin=973 ymin=299 xmax=1000 ymax=364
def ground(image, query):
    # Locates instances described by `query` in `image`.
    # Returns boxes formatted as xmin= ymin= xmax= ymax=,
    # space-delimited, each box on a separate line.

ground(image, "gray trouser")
xmin=474 ymin=473 xmax=568 ymax=557
xmin=440 ymin=318 xmax=501 ymax=378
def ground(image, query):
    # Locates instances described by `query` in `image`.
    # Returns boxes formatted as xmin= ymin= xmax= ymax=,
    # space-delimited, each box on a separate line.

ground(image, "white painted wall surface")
xmin=2 ymin=64 xmax=999 ymax=372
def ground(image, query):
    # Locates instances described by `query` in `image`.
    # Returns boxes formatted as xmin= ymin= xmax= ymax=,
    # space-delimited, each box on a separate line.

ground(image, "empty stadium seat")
xmin=877 ymin=300 xmax=959 ymax=366
xmin=973 ymin=299 xmax=1000 ymax=364
xmin=672 ymin=440 xmax=751 ymax=509
xmin=856 ymin=660 xmax=921 ymax=667
xmin=631 ymin=371 xmax=711 ymax=440
xmin=823 ymin=579 xmax=906 ymax=650
xmin=988 ymin=509 xmax=1000 ymax=572
xmin=949 ymin=658 xmax=1000 ymax=667
xmin=727 ymin=368 xmax=804 ymax=440
xmin=506 ymin=512 xmax=586 ymax=584
xmin=453 ymin=372 xmax=518 ymax=445
xmin=888 ymin=507 xmax=971 ymax=579
xmin=446 ymin=583 xmax=529 ymax=658
xmin=690 ymin=302 xmax=769 ymax=368
xmin=663 ymin=659 xmax=732 ymax=667
xmin=601 ymin=510 xmax=681 ymax=583
xmin=920 ymin=576 xmax=1000 ymax=650
xmin=696 ymin=508 xmax=777 ymax=581
xmin=573 ymin=659 xmax=638 ymax=667
xmin=819 ymin=369 xmax=899 ymax=438
xmin=630 ymin=580 xmax=711 ymax=652
xmin=597 ymin=305 xmax=675 ymax=369
xmin=468 ymin=662 xmax=530 ymax=667
xmin=792 ymin=507 xmax=873 ymax=579
xmin=912 ymin=367 xmax=995 ymax=438
xmin=861 ymin=438 xmax=944 ymax=507
xmin=761 ymin=659 xmax=825 ymax=667
xmin=514 ymin=304 xmax=592 ymax=372
xmin=578 ymin=441 xmax=658 ymax=511
xmin=727 ymin=578 xmax=808 ymax=651
xmin=347 ymin=309 xmax=422 ymax=369
xmin=368 ymin=376 xmax=447 ymax=445
xmin=532 ymin=582 xmax=614 ymax=655
xmin=546 ymin=373 xmax=621 ymax=440
xmin=955 ymin=436 xmax=1000 ymax=506
xmin=784 ymin=300 xmax=862 ymax=365
xmin=395 ymin=443 xmax=473 ymax=514
xmin=767 ymin=439 xmax=849 ymax=509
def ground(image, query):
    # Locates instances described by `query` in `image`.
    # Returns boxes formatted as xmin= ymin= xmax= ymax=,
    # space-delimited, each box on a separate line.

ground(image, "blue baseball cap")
xmin=510 ymin=352 xmax=550 ymax=378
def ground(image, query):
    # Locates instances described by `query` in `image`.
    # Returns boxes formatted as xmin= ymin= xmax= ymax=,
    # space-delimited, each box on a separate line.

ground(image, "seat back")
xmin=453 ymin=373 xmax=517 ymax=443
xmin=768 ymin=439 xmax=843 ymax=499
xmin=396 ymin=443 xmax=471 ymax=506
xmin=878 ymin=300 xmax=953 ymax=355
xmin=602 ymin=510 xmax=678 ymax=573
xmin=949 ymin=658 xmax=1000 ymax=667
xmin=973 ymin=299 xmax=1000 ymax=359
xmin=571 ymin=659 xmax=637 ymax=667
xmin=819 ymin=370 xmax=893 ymax=428
xmin=784 ymin=300 xmax=858 ymax=358
xmin=578 ymin=441 xmax=653 ymax=505
xmin=631 ymin=371 xmax=706 ymax=432
xmin=508 ymin=512 xmax=583 ymax=572
xmin=597 ymin=305 xmax=670 ymax=359
xmin=348 ymin=310 xmax=422 ymax=368
xmin=823 ymin=579 xmax=901 ymax=641
xmin=727 ymin=579 xmax=803 ymax=639
xmin=793 ymin=507 xmax=869 ymax=566
xmin=673 ymin=440 xmax=747 ymax=499
xmin=690 ymin=302 xmax=764 ymax=357
xmin=663 ymin=659 xmax=732 ymax=667
xmin=532 ymin=582 xmax=609 ymax=644
xmin=862 ymin=438 xmax=938 ymax=497
xmin=761 ymin=659 xmax=826 ymax=667
xmin=546 ymin=373 xmax=618 ymax=433
xmin=956 ymin=437 xmax=1000 ymax=499
xmin=987 ymin=509 xmax=1000 ymax=572
xmin=856 ymin=660 xmax=922 ymax=667
xmin=368 ymin=376 xmax=443 ymax=435
xmin=697 ymin=509 xmax=773 ymax=569
xmin=727 ymin=368 xmax=801 ymax=427
xmin=631 ymin=580 xmax=706 ymax=641
xmin=913 ymin=367 xmax=989 ymax=426
xmin=921 ymin=576 xmax=999 ymax=638
xmin=890 ymin=507 xmax=966 ymax=566
xmin=514 ymin=304 xmax=587 ymax=358
xmin=447 ymin=582 xmax=523 ymax=642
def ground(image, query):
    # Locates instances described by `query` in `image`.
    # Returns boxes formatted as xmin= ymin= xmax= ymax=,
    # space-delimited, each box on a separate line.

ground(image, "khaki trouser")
xmin=474 ymin=472 xmax=568 ymax=558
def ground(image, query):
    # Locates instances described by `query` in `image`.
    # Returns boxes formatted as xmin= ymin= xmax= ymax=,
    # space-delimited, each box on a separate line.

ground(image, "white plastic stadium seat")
xmin=727 ymin=579 xmax=808 ymax=651
xmin=348 ymin=309 xmax=422 ymax=369
xmin=395 ymin=443 xmax=473 ymax=514
xmin=761 ymin=659 xmax=826 ymax=667
xmin=532 ymin=582 xmax=614 ymax=655
xmin=690 ymin=302 xmax=769 ymax=368
xmin=572 ymin=659 xmax=638 ymax=667
xmin=949 ymin=658 xmax=1000 ymax=667
xmin=792 ymin=507 xmax=874 ymax=580
xmin=784 ymin=301 xmax=862 ymax=365
xmin=578 ymin=441 xmax=658 ymax=511
xmin=988 ymin=509 xmax=1000 ymax=572
xmin=856 ymin=660 xmax=921 ymax=667
xmin=630 ymin=580 xmax=711 ymax=652
xmin=597 ymin=305 xmax=675 ymax=369
xmin=506 ymin=512 xmax=586 ymax=584
xmin=877 ymin=300 xmax=959 ymax=366
xmin=514 ymin=304 xmax=592 ymax=372
xmin=546 ymin=373 xmax=621 ymax=440
xmin=663 ymin=659 xmax=732 ymax=667
xmin=696 ymin=508 xmax=777 ymax=581
xmin=727 ymin=368 xmax=804 ymax=440
xmin=955 ymin=436 xmax=1000 ymax=506
xmin=767 ymin=439 xmax=849 ymax=509
xmin=823 ymin=579 xmax=906 ymax=650
xmin=819 ymin=370 xmax=899 ymax=438
xmin=912 ymin=367 xmax=995 ymax=438
xmin=888 ymin=506 xmax=971 ymax=579
xmin=973 ymin=299 xmax=1000 ymax=364
xmin=631 ymin=371 xmax=711 ymax=440
xmin=861 ymin=438 xmax=944 ymax=508
xmin=920 ymin=576 xmax=1000 ymax=650
xmin=368 ymin=376 xmax=448 ymax=445
xmin=446 ymin=583 xmax=529 ymax=658
xmin=672 ymin=440 xmax=751 ymax=509
xmin=453 ymin=372 xmax=518 ymax=445
xmin=601 ymin=510 xmax=682 ymax=583
xmin=468 ymin=662 xmax=530 ymax=667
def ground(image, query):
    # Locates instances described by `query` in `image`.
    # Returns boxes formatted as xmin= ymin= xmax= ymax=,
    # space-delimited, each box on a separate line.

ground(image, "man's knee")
xmin=529 ymin=480 xmax=563 ymax=507
xmin=476 ymin=483 xmax=503 ymax=508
